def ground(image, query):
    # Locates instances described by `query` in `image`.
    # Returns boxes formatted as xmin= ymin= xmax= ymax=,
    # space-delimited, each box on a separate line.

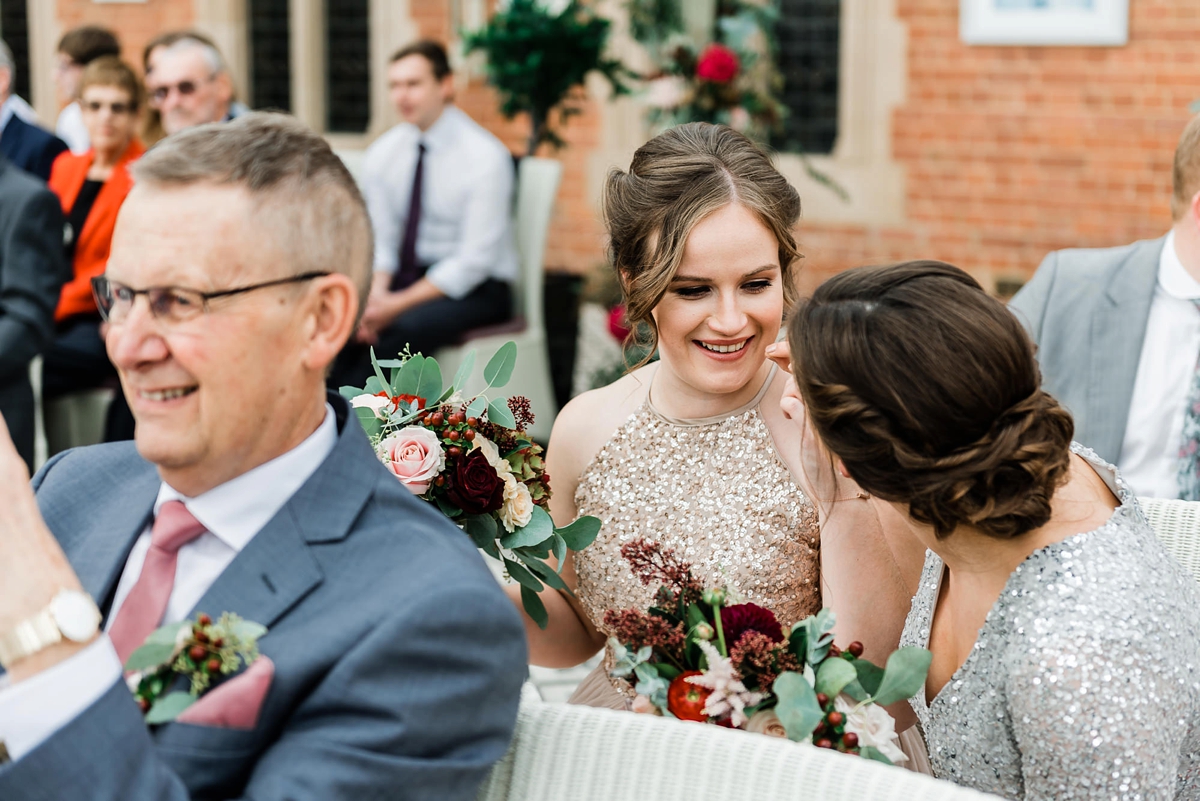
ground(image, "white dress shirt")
xmin=362 ymin=105 xmax=518 ymax=299
xmin=0 ymin=405 xmax=337 ymax=762
xmin=1118 ymin=231 xmax=1200 ymax=498
xmin=55 ymin=101 xmax=89 ymax=154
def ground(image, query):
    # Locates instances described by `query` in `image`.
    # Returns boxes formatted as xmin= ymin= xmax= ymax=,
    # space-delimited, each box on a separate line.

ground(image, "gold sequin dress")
xmin=568 ymin=367 xmax=821 ymax=708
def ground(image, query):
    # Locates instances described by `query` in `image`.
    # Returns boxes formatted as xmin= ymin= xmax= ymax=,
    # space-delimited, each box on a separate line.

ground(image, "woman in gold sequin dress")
xmin=504 ymin=124 xmax=925 ymax=756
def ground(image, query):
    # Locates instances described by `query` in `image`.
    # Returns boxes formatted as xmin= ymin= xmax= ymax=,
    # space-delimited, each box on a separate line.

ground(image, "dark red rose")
xmin=696 ymin=44 xmax=739 ymax=84
xmin=444 ymin=448 xmax=505 ymax=515
xmin=721 ymin=602 xmax=784 ymax=649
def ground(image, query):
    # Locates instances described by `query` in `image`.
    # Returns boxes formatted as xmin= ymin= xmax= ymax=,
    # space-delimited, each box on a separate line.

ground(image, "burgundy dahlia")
xmin=720 ymin=602 xmax=785 ymax=649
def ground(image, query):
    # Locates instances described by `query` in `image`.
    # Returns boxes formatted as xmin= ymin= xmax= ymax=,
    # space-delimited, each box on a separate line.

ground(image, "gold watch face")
xmin=50 ymin=590 xmax=101 ymax=643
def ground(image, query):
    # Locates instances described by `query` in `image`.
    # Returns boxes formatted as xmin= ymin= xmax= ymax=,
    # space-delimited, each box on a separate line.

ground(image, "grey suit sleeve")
xmin=0 ymin=578 xmax=526 ymax=800
xmin=0 ymin=186 xmax=68 ymax=382
xmin=1007 ymin=250 xmax=1060 ymax=347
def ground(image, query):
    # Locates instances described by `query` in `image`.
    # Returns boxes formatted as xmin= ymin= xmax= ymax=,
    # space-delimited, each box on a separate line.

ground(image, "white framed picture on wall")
xmin=961 ymin=0 xmax=1129 ymax=46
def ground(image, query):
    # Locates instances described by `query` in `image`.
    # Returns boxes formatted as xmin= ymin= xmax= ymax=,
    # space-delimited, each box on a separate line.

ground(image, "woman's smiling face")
xmin=650 ymin=202 xmax=785 ymax=401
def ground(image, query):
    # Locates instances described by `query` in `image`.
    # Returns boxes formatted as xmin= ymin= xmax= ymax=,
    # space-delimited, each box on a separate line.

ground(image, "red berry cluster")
xmin=812 ymin=640 xmax=866 ymax=755
xmin=416 ymin=407 xmax=480 ymax=485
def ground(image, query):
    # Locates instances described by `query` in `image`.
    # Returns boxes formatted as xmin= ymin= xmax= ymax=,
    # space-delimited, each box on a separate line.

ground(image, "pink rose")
xmin=378 ymin=426 xmax=445 ymax=494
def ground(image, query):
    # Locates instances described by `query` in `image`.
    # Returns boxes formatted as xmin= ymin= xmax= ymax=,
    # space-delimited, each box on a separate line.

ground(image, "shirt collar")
xmin=154 ymin=403 xmax=339 ymax=552
xmin=417 ymin=106 xmax=461 ymax=153
xmin=0 ymin=97 xmax=16 ymax=136
xmin=1159 ymin=230 xmax=1200 ymax=300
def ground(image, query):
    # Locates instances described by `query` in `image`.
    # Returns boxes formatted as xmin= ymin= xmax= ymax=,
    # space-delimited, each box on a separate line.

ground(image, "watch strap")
xmin=0 ymin=609 xmax=62 ymax=668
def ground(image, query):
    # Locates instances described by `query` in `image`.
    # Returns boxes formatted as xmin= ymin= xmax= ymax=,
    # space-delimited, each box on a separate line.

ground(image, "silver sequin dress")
xmin=568 ymin=367 xmax=821 ymax=707
xmin=901 ymin=444 xmax=1200 ymax=799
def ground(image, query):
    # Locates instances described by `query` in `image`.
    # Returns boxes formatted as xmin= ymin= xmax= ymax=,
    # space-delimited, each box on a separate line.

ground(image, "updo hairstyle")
xmin=787 ymin=260 xmax=1074 ymax=540
xmin=604 ymin=122 xmax=802 ymax=361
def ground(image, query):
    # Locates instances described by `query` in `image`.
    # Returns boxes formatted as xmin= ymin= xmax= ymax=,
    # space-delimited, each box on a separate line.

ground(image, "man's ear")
xmin=439 ymin=74 xmax=455 ymax=104
xmin=1189 ymin=189 xmax=1200 ymax=230
xmin=0 ymin=67 xmax=11 ymax=100
xmin=302 ymin=274 xmax=358 ymax=373
xmin=215 ymin=72 xmax=234 ymax=105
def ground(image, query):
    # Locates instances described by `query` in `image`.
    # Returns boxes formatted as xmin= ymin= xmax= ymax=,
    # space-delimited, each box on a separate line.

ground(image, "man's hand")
xmin=0 ymin=412 xmax=91 ymax=682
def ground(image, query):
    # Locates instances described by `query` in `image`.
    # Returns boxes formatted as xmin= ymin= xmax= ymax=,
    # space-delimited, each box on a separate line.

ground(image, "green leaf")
xmin=363 ymin=376 xmax=387 ymax=396
xmin=376 ymin=359 xmax=404 ymax=369
xmin=487 ymin=399 xmax=517 ymax=429
xmin=145 ymin=622 xmax=188 ymax=645
xmin=145 ymin=691 xmax=196 ymax=725
xmin=435 ymin=495 xmax=463 ymax=519
xmin=523 ymin=556 xmax=569 ymax=591
xmin=483 ymin=341 xmax=518 ymax=389
xmin=653 ymin=662 xmax=681 ymax=680
xmin=499 ymin=504 xmax=555 ymax=549
xmin=369 ymin=347 xmax=390 ymax=396
xmin=338 ymin=384 xmax=364 ymax=400
xmin=124 ymin=641 xmax=178 ymax=673
xmin=772 ymin=671 xmax=825 ymax=742
xmin=814 ymin=656 xmax=858 ymax=698
xmin=860 ymin=746 xmax=894 ymax=766
xmin=353 ymin=408 xmax=382 ymax=440
xmin=520 ymin=585 xmax=548 ymax=629
xmin=853 ymin=658 xmax=886 ymax=697
xmin=460 ymin=513 xmax=499 ymax=553
xmin=555 ymin=515 xmax=601 ymax=551
xmin=686 ymin=604 xmax=708 ymax=630
xmin=414 ymin=357 xmax=443 ymax=406
xmin=503 ymin=556 xmax=545 ymax=592
xmin=393 ymin=354 xmax=425 ymax=396
xmin=871 ymin=646 xmax=933 ymax=707
xmin=230 ymin=619 xmax=268 ymax=642
xmin=465 ymin=395 xmax=489 ymax=421
xmin=552 ymin=532 xmax=567 ymax=567
xmin=451 ymin=349 xmax=477 ymax=394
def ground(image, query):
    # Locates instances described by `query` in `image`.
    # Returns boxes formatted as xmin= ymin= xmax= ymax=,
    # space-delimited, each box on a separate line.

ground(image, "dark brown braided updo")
xmin=787 ymin=261 xmax=1074 ymax=540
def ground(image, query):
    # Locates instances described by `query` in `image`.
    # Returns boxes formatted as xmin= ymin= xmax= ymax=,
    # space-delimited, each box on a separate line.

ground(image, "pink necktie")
xmin=109 ymin=501 xmax=208 ymax=666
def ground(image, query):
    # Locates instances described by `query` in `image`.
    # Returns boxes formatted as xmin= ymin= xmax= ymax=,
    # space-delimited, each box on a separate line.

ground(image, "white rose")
xmin=834 ymin=695 xmax=907 ymax=764
xmin=499 ymin=476 xmax=534 ymax=533
xmin=472 ymin=436 xmax=512 ymax=476
xmin=350 ymin=393 xmax=392 ymax=419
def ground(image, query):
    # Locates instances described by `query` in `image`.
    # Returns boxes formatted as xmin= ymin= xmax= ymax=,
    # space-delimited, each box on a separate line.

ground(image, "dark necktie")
xmin=392 ymin=142 xmax=426 ymax=291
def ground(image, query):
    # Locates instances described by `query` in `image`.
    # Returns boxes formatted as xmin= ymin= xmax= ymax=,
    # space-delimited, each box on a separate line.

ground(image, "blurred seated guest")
xmin=0 ymin=155 xmax=69 ymax=470
xmin=0 ymin=39 xmax=68 ymax=181
xmin=41 ymin=57 xmax=143 ymax=441
xmin=1011 ymin=114 xmax=1200 ymax=499
xmin=329 ymin=40 xmax=516 ymax=387
xmin=144 ymin=34 xmax=238 ymax=138
xmin=140 ymin=30 xmax=245 ymax=146
xmin=53 ymin=26 xmax=121 ymax=154
xmin=786 ymin=260 xmax=1200 ymax=799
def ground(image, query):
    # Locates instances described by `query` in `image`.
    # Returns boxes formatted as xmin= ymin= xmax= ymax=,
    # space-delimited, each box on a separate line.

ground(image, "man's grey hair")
xmin=132 ymin=112 xmax=372 ymax=312
xmin=163 ymin=35 xmax=227 ymax=77
xmin=0 ymin=39 xmax=14 ymax=83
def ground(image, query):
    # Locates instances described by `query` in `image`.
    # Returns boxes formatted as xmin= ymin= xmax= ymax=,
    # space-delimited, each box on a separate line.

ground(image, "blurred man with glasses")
xmin=145 ymin=36 xmax=237 ymax=137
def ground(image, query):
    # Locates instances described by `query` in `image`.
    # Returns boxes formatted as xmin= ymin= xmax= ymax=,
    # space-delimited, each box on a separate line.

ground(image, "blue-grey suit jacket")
xmin=1008 ymin=236 xmax=1163 ymax=465
xmin=0 ymin=394 xmax=529 ymax=800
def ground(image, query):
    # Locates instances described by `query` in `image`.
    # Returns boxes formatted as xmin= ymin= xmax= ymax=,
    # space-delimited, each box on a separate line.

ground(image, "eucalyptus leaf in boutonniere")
xmin=125 ymin=612 xmax=267 ymax=724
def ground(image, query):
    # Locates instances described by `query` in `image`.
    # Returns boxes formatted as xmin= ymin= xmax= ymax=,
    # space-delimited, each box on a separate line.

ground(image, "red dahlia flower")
xmin=720 ymin=602 xmax=784 ymax=649
xmin=696 ymin=44 xmax=739 ymax=84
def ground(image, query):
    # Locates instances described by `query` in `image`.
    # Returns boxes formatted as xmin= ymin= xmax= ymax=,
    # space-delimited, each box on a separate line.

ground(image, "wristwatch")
xmin=0 ymin=589 xmax=101 ymax=669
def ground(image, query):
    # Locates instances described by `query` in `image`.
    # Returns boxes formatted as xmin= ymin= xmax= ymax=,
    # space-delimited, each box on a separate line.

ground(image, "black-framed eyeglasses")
xmin=91 ymin=272 xmax=331 ymax=325
xmin=150 ymin=73 xmax=216 ymax=105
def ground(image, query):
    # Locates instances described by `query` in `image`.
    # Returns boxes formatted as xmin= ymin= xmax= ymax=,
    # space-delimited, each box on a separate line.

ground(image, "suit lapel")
xmin=1089 ymin=237 xmax=1163 ymax=463
xmin=186 ymin=396 xmax=377 ymax=629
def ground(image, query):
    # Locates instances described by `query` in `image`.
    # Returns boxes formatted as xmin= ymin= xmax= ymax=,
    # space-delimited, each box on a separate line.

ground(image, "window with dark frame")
xmin=772 ymin=0 xmax=840 ymax=155
xmin=0 ymin=0 xmax=32 ymax=105
xmin=249 ymin=0 xmax=292 ymax=112
xmin=325 ymin=0 xmax=370 ymax=134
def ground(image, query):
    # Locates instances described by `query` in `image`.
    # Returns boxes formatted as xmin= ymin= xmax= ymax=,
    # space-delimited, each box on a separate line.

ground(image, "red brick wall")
xmin=55 ymin=0 xmax=194 ymax=78
xmin=797 ymin=0 xmax=1200 ymax=294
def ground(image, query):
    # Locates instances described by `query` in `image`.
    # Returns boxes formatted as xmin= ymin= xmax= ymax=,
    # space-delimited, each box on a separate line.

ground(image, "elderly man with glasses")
xmin=0 ymin=113 xmax=527 ymax=800
xmin=145 ymin=36 xmax=237 ymax=137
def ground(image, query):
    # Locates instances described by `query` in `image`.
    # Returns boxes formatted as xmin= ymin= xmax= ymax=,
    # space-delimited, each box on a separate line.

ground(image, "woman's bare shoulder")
xmin=548 ymin=364 xmax=655 ymax=477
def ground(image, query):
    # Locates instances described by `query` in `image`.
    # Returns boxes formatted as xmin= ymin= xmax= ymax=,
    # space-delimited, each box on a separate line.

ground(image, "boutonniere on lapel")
xmin=124 ymin=612 xmax=267 ymax=725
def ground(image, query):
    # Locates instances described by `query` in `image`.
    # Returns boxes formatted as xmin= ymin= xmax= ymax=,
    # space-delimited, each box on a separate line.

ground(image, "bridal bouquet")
xmin=341 ymin=342 xmax=600 ymax=627
xmin=607 ymin=539 xmax=930 ymax=764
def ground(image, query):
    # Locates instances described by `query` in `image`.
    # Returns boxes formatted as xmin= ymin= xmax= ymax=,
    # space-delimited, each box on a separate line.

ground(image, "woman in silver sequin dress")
xmin=784 ymin=260 xmax=1200 ymax=799
xmin=501 ymin=125 xmax=926 ymax=751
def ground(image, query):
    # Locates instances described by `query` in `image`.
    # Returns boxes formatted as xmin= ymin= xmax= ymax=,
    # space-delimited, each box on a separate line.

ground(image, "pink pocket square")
xmin=176 ymin=655 xmax=274 ymax=731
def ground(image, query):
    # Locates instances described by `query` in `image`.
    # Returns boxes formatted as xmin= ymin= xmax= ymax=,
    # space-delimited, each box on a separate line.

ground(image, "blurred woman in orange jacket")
xmin=41 ymin=56 xmax=143 ymax=429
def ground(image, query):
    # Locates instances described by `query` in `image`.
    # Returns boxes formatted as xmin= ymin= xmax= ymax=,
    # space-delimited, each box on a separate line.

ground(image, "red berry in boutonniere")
xmin=188 ymin=645 xmax=207 ymax=662
xmin=197 ymin=614 xmax=212 ymax=627
xmin=206 ymin=658 xmax=221 ymax=673
xmin=667 ymin=671 xmax=711 ymax=721
xmin=444 ymin=447 xmax=506 ymax=515
xmin=843 ymin=732 xmax=859 ymax=749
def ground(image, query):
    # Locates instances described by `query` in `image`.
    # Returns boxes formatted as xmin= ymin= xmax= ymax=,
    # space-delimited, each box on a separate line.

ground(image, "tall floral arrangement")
xmin=629 ymin=0 xmax=787 ymax=142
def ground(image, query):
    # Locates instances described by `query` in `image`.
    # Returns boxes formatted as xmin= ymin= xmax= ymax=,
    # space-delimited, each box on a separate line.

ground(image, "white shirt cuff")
xmin=0 ymin=636 xmax=123 ymax=762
